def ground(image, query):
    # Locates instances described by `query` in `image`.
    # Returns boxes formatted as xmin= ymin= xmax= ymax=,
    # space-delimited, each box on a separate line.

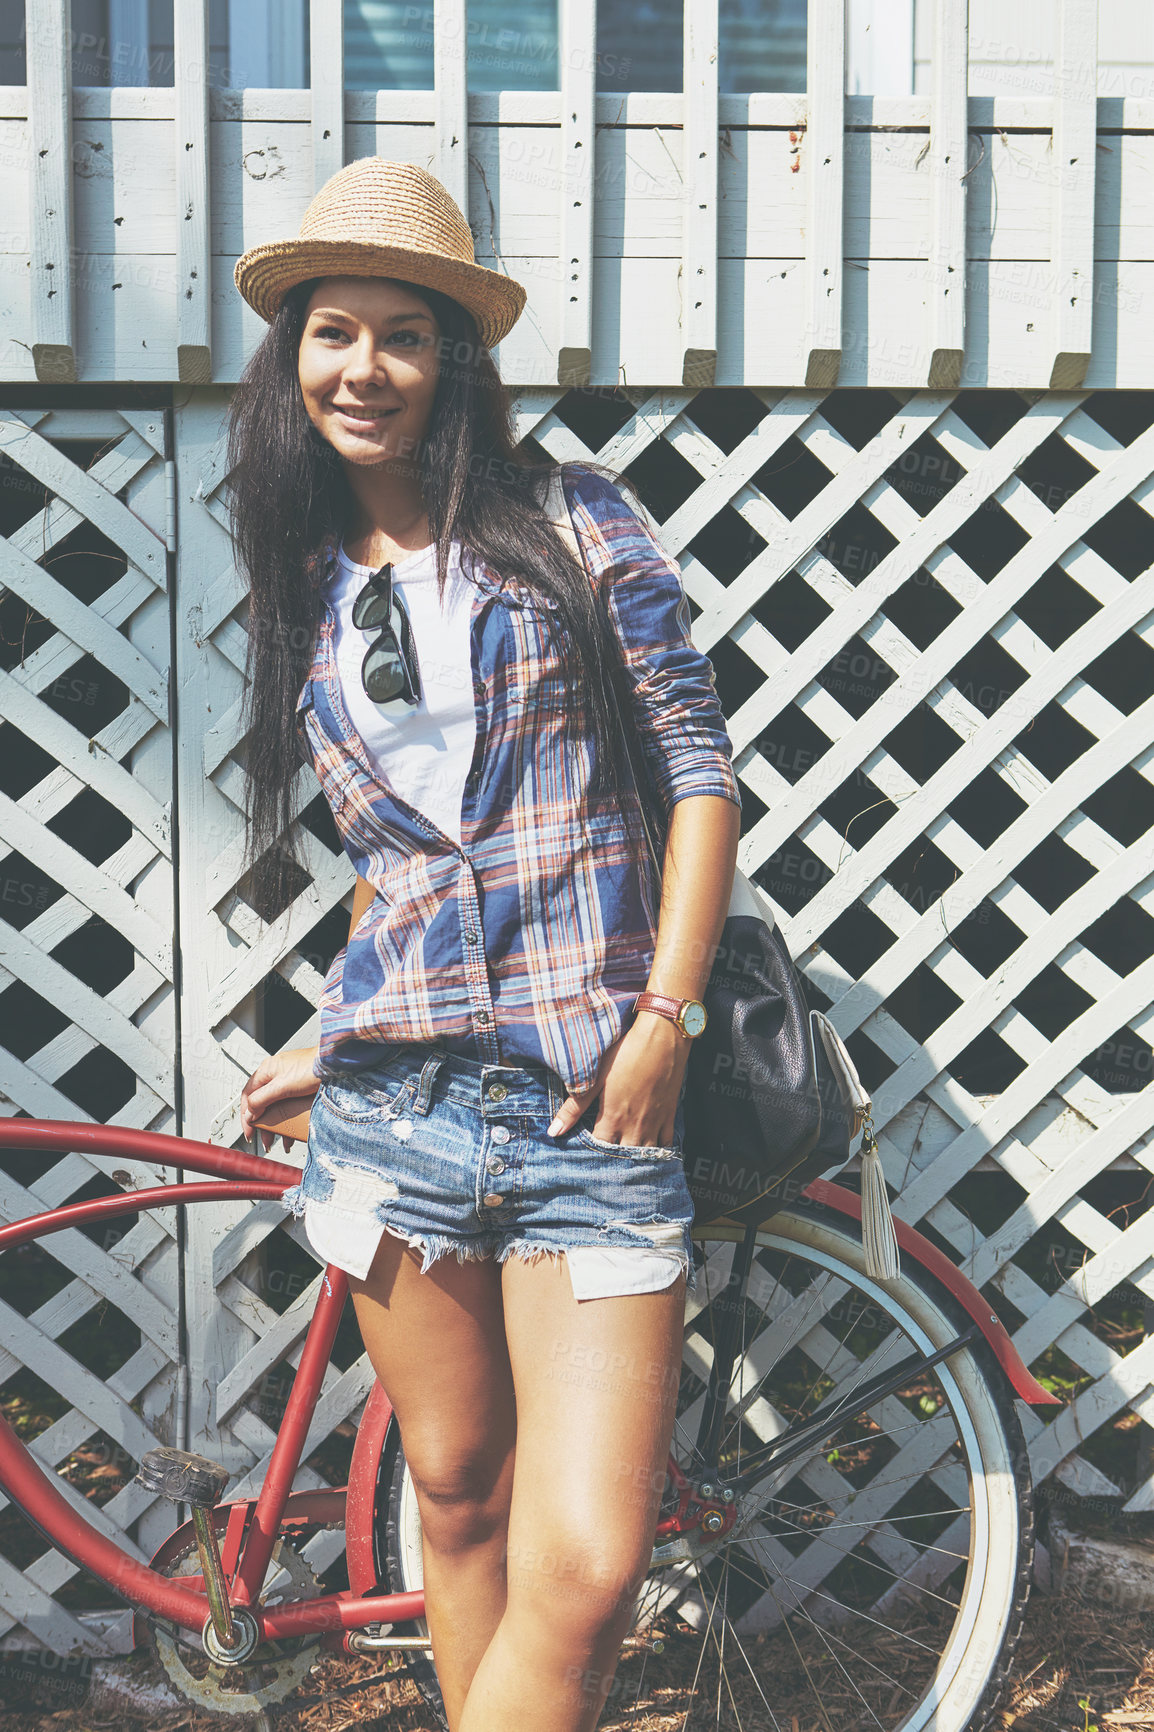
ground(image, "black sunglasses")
xmin=351 ymin=565 xmax=422 ymax=706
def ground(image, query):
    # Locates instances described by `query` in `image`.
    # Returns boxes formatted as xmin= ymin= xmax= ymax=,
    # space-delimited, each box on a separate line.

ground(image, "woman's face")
xmin=297 ymin=276 xmax=441 ymax=467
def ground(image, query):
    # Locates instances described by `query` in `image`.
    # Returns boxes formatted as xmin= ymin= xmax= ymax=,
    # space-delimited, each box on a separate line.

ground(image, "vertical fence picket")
xmin=25 ymin=0 xmax=75 ymax=383
xmin=804 ymin=0 xmax=845 ymax=387
xmin=310 ymin=0 xmax=345 ymax=190
xmin=1050 ymin=0 xmax=1099 ymax=387
xmin=434 ymin=0 xmax=469 ymax=214
xmin=174 ymin=0 xmax=212 ymax=384
xmin=558 ymin=0 xmax=595 ymax=386
xmin=928 ymin=0 xmax=968 ymax=387
xmin=683 ymin=0 xmax=718 ymax=387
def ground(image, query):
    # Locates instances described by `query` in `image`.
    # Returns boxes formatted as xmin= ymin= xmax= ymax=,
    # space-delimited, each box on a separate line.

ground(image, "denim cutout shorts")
xmin=281 ymin=1043 xmax=696 ymax=1297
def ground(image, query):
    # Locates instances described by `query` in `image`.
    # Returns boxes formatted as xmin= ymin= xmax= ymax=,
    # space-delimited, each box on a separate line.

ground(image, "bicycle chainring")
xmin=148 ymin=1527 xmax=324 ymax=1715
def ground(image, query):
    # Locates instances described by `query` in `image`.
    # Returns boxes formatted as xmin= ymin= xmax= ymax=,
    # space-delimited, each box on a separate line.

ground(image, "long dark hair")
xmin=227 ymin=274 xmax=657 ymax=915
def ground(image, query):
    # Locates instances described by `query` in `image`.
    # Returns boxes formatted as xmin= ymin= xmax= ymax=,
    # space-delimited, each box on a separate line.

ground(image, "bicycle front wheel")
xmin=375 ymin=1197 xmax=1033 ymax=1732
xmin=633 ymin=1199 xmax=1033 ymax=1732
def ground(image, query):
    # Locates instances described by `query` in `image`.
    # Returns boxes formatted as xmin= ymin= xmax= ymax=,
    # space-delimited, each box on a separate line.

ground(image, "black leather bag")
xmin=539 ymin=469 xmax=900 ymax=1275
xmin=682 ymin=898 xmax=861 ymax=1224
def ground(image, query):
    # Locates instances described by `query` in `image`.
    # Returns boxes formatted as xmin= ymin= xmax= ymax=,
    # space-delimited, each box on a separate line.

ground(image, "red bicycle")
xmin=0 ymin=1115 xmax=1057 ymax=1731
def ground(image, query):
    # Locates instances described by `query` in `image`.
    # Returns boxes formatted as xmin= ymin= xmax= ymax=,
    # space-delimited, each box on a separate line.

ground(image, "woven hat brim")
xmin=233 ymin=240 xmax=527 ymax=349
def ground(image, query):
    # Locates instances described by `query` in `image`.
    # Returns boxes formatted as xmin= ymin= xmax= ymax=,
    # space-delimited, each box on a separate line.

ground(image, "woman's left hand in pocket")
xmin=547 ymin=1014 xmax=689 ymax=1148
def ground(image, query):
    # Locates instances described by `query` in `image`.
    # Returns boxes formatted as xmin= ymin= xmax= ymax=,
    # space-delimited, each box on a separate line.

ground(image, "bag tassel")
xmin=858 ymin=1114 xmax=900 ymax=1282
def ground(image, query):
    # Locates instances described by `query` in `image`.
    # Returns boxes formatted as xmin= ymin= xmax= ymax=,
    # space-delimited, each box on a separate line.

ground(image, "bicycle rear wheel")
xmin=375 ymin=1197 xmax=1033 ymax=1732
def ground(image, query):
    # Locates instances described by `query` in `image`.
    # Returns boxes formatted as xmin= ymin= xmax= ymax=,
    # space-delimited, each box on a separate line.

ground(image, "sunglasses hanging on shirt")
xmin=352 ymin=564 xmax=422 ymax=706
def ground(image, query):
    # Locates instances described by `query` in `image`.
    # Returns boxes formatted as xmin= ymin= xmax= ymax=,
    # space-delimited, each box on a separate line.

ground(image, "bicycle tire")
xmin=372 ymin=1197 xmax=1033 ymax=1732
xmin=374 ymin=1421 xmax=448 ymax=1731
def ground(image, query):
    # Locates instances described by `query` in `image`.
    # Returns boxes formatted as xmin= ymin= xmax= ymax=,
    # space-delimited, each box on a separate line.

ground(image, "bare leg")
xmin=457 ymin=1251 xmax=685 ymax=1732
xmin=349 ymin=1236 xmax=516 ymax=1729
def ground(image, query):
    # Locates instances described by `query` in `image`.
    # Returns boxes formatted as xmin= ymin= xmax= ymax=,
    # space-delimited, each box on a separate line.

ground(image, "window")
xmin=597 ymin=0 xmax=807 ymax=95
xmin=342 ymin=0 xmax=558 ymax=91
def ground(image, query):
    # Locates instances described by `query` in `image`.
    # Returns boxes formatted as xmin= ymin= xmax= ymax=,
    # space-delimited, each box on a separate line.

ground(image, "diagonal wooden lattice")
xmin=0 ymin=407 xmax=180 ymax=1653
xmin=175 ymin=382 xmax=1154 ymax=1552
xmin=2 ymin=382 xmax=1152 ymax=1654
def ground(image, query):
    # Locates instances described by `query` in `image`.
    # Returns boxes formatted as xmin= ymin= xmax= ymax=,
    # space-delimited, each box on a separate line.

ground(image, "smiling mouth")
xmin=334 ymin=407 xmax=400 ymax=424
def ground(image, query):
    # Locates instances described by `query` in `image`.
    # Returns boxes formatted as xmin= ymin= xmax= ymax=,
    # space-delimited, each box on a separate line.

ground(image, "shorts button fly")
xmin=487 ymin=1083 xmax=508 ymax=1101
xmin=486 ymin=1156 xmax=506 ymax=1174
xmin=482 ymin=1192 xmax=504 ymax=1208
xmin=489 ymin=1124 xmax=510 ymax=1144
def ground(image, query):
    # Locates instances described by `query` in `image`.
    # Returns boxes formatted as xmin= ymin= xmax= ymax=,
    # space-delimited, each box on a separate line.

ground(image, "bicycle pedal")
xmin=136 ymin=1447 xmax=230 ymax=1508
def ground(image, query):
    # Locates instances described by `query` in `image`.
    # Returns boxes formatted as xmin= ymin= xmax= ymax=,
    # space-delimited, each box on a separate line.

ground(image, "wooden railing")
xmin=2 ymin=3 xmax=1132 ymax=390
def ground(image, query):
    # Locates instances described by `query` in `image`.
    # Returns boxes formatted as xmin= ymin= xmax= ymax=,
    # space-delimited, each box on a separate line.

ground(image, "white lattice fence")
xmin=0 ymin=406 xmax=180 ymax=1651
xmin=2 ymin=381 xmax=1153 ymax=1651
xmin=174 ymin=380 xmax=1154 ymax=1530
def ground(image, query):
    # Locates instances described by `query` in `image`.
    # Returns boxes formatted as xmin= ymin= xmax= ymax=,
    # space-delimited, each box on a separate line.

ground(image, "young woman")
xmin=232 ymin=158 xmax=741 ymax=1732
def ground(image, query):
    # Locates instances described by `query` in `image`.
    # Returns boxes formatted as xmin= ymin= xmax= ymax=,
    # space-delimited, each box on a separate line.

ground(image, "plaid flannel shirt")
xmin=296 ymin=463 xmax=742 ymax=1096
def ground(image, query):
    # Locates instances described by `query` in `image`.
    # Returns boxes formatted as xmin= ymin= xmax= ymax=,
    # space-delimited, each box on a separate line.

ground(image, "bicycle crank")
xmin=144 ymin=1514 xmax=325 ymax=1715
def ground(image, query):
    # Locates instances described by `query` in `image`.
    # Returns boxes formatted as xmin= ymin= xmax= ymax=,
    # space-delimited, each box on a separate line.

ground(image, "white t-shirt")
xmin=308 ymin=534 xmax=685 ymax=1303
xmin=325 ymin=538 xmax=476 ymax=844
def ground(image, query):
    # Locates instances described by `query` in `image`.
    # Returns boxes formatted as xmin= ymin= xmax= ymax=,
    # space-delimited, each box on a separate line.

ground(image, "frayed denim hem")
xmin=380 ymin=1218 xmax=497 ymax=1276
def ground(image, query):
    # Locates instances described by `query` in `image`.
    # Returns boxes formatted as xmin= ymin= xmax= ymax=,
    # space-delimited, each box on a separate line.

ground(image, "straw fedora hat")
xmin=233 ymin=157 xmax=526 ymax=349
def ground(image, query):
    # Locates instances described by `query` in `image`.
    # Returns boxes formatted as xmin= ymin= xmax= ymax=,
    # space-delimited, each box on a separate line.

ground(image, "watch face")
xmin=681 ymin=1000 xmax=708 ymax=1037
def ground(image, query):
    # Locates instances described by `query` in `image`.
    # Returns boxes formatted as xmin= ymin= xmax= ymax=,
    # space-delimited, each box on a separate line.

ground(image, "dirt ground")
xmin=0 ymin=1585 xmax=1151 ymax=1732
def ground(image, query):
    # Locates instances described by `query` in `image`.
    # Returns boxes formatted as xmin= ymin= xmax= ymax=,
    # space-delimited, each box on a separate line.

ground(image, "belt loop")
xmin=412 ymin=1050 xmax=446 ymax=1115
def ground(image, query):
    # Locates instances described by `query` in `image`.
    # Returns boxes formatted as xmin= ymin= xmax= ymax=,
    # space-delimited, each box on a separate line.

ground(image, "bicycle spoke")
xmin=761 ymin=1566 xmax=893 ymax=1732
xmin=687 ymin=1553 xmax=786 ymax=1732
xmin=737 ymin=1528 xmax=950 ymax=1647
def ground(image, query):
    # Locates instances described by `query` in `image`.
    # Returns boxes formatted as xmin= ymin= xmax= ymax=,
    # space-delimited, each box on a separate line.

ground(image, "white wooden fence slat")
xmin=744 ymin=447 xmax=1154 ymax=860
xmin=894 ymin=953 xmax=1154 ymax=1231
xmin=832 ymin=697 xmax=1154 ymax=1034
xmin=434 ymin=0 xmax=469 ymax=215
xmin=0 ymin=1232 xmax=169 ymax=1391
xmin=557 ymin=0 xmax=595 ymax=387
xmin=682 ymin=0 xmax=718 ymax=388
xmin=701 ymin=392 xmax=1069 ymax=657
xmin=309 ymin=0 xmax=344 ymax=191
xmin=0 ymin=792 xmax=171 ymax=970
xmin=0 ymin=1300 xmax=165 ymax=1475
xmin=803 ymin=0 xmax=845 ymax=387
xmin=24 ymin=1341 xmax=170 ymax=1489
xmin=0 ymin=539 xmax=167 ymax=719
xmin=868 ymin=835 xmax=1154 ymax=1135
xmin=24 ymin=0 xmax=74 ymax=383
xmin=0 ymin=418 xmax=167 ymax=586
xmin=964 ymin=1090 xmax=1154 ymax=1297
xmin=0 ymin=1178 xmax=175 ymax=1354
xmin=927 ymin=0 xmax=969 ymax=387
xmin=214 ymin=1275 xmax=327 ymax=1419
xmin=791 ymin=582 xmax=1154 ymax=950
xmin=0 ymin=1551 xmax=111 ymax=1655
xmin=1016 ymin=1215 xmax=1154 ymax=1365
xmin=174 ymin=0 xmax=212 ymax=384
xmin=0 ymin=670 xmax=169 ymax=852
xmin=0 ymin=923 xmax=172 ymax=1097
xmin=1050 ymin=0 xmax=1099 ymax=388
xmin=1030 ymin=1333 xmax=1154 ymax=1486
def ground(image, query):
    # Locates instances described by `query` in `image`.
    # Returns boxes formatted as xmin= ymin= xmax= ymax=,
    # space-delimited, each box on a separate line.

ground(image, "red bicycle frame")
xmin=0 ymin=1119 xmax=424 ymax=1648
xmin=0 ymin=1117 xmax=1056 ymax=1653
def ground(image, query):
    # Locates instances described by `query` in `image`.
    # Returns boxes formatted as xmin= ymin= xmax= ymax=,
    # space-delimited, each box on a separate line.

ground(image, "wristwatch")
xmin=633 ymin=991 xmax=709 ymax=1039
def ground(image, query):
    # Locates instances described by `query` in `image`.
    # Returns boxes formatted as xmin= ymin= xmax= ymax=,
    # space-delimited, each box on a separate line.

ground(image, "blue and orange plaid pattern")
xmin=296 ymin=464 xmax=742 ymax=1095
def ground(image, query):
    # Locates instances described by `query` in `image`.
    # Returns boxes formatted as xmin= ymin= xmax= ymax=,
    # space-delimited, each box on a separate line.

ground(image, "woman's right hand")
xmin=240 ymin=1047 xmax=322 ymax=1150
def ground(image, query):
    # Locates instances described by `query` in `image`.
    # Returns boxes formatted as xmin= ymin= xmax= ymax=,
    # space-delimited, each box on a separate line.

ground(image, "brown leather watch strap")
xmin=634 ymin=990 xmax=686 ymax=1022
